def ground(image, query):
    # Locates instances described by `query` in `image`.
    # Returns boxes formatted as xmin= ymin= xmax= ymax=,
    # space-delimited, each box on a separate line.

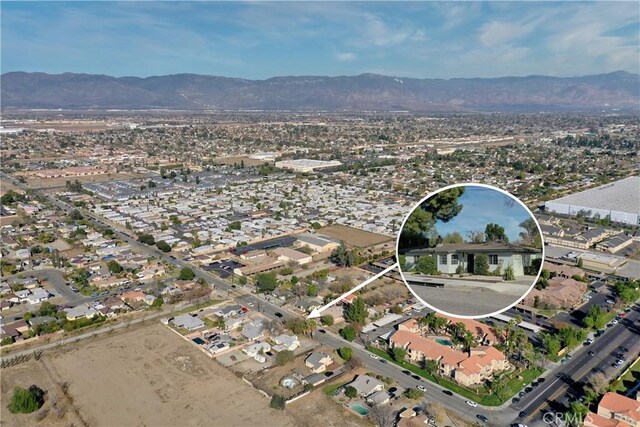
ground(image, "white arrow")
xmin=307 ymin=263 xmax=399 ymax=319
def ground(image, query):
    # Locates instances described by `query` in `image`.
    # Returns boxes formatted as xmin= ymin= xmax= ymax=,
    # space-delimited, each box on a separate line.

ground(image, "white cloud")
xmin=478 ymin=21 xmax=535 ymax=47
xmin=336 ymin=52 xmax=357 ymax=62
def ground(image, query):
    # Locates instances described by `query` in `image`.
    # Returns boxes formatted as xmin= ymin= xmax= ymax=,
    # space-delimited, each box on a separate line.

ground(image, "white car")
xmin=370 ymin=354 xmax=379 ymax=359
xmin=612 ymin=319 xmax=619 ymax=325
xmin=466 ymin=400 xmax=477 ymax=407
xmin=417 ymin=385 xmax=427 ymax=392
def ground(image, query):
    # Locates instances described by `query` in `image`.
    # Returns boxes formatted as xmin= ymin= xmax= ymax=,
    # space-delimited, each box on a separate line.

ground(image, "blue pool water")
xmin=350 ymin=404 xmax=369 ymax=416
xmin=436 ymin=338 xmax=453 ymax=346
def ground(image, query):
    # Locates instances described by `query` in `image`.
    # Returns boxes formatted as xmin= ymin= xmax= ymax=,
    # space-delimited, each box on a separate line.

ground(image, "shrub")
xmin=270 ymin=394 xmax=286 ymax=410
xmin=503 ymin=265 xmax=515 ymax=281
xmin=9 ymin=385 xmax=45 ymax=414
xmin=345 ymin=386 xmax=358 ymax=398
xmin=178 ymin=267 xmax=195 ymax=280
xmin=275 ymin=350 xmax=295 ymax=366
xmin=156 ymin=241 xmax=171 ymax=252
xmin=338 ymin=347 xmax=353 ymax=361
xmin=404 ymin=388 xmax=423 ymax=400
xmin=340 ymin=326 xmax=357 ymax=342
xmin=474 ymin=254 xmax=489 ymax=275
xmin=320 ymin=315 xmax=334 ymax=326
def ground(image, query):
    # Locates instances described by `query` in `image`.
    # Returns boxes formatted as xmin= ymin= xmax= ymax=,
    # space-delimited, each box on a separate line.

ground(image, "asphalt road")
xmin=514 ymin=304 xmax=640 ymax=426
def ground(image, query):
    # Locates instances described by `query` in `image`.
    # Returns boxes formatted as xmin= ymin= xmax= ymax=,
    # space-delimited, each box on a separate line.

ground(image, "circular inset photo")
xmin=396 ymin=183 xmax=544 ymax=318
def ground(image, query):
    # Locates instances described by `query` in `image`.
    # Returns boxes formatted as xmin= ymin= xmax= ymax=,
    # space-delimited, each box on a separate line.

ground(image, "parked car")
xmin=466 ymin=400 xmax=477 ymax=407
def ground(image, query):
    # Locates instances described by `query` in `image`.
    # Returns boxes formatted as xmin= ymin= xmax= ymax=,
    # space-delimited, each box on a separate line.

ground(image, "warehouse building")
xmin=545 ymin=176 xmax=640 ymax=226
xmin=275 ymin=159 xmax=342 ymax=173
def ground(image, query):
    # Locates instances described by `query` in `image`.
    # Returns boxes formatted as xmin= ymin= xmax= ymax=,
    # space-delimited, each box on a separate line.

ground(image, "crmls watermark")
xmin=542 ymin=411 xmax=591 ymax=426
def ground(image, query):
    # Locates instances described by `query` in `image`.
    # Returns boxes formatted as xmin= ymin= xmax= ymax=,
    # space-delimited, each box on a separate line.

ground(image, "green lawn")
xmin=323 ymin=381 xmax=348 ymax=396
xmin=610 ymin=358 xmax=640 ymax=394
xmin=366 ymin=345 xmax=543 ymax=406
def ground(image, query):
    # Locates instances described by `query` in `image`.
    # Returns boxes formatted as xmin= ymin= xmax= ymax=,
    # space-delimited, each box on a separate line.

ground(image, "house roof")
xmin=404 ymin=242 xmax=539 ymax=256
xmin=348 ymin=374 xmax=383 ymax=396
xmin=599 ymin=392 xmax=640 ymax=423
xmin=390 ymin=330 xmax=467 ymax=367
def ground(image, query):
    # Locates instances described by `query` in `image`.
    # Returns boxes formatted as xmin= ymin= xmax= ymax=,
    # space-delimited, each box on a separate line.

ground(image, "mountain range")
xmin=2 ymin=71 xmax=639 ymax=112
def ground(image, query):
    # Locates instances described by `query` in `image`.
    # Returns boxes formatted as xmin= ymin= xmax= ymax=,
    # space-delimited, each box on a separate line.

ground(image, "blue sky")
xmin=2 ymin=2 xmax=639 ymax=78
xmin=434 ymin=187 xmax=531 ymax=243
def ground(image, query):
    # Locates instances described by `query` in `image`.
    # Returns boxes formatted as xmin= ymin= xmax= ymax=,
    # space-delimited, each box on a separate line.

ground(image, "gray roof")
xmin=241 ymin=320 xmax=265 ymax=340
xmin=349 ymin=374 xmax=384 ymax=397
xmin=545 ymin=176 xmax=640 ymax=215
xmin=297 ymin=233 xmax=339 ymax=247
xmin=404 ymin=242 xmax=539 ymax=256
xmin=173 ymin=314 xmax=205 ymax=331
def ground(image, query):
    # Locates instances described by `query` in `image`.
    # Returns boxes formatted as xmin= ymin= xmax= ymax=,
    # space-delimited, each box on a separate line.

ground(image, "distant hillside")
xmin=2 ymin=70 xmax=639 ymax=112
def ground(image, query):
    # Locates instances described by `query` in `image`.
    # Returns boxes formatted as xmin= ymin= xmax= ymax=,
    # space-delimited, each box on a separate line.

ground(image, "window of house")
xmin=439 ymin=254 xmax=448 ymax=265
xmin=451 ymin=254 xmax=459 ymax=265
xmin=489 ymin=254 xmax=499 ymax=265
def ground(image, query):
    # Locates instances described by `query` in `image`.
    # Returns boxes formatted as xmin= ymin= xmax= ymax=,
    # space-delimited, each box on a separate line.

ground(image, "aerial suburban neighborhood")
xmin=1 ymin=2 xmax=640 ymax=427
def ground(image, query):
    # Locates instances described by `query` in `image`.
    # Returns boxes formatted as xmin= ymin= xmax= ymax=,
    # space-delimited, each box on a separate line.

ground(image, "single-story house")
xmin=215 ymin=304 xmax=243 ymax=319
xmin=348 ymin=374 xmax=384 ymax=397
xmin=173 ymin=314 xmax=205 ymax=331
xmin=403 ymin=242 xmax=541 ymax=276
xmin=241 ymin=320 xmax=266 ymax=340
xmin=272 ymin=334 xmax=300 ymax=352
xmin=305 ymin=352 xmax=333 ymax=373
xmin=366 ymin=390 xmax=391 ymax=406
xmin=65 ymin=304 xmax=99 ymax=321
xmin=243 ymin=341 xmax=271 ymax=358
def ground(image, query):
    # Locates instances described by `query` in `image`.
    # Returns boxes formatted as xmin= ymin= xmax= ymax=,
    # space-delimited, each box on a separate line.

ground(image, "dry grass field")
xmin=320 ymin=225 xmax=393 ymax=248
xmin=2 ymin=323 xmax=295 ymax=427
xmin=25 ymin=172 xmax=141 ymax=189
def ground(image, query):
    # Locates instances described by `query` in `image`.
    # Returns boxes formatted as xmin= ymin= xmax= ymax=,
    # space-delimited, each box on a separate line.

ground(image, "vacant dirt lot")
xmin=320 ymin=225 xmax=393 ymax=248
xmin=2 ymin=323 xmax=295 ymax=426
xmin=26 ymin=172 xmax=141 ymax=189
xmin=286 ymin=388 xmax=370 ymax=427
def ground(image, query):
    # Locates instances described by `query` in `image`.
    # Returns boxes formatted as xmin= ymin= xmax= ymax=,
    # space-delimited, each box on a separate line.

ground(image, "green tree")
xmin=443 ymin=232 xmax=464 ymax=244
xmin=156 ymin=240 xmax=171 ymax=252
xmin=275 ymin=350 xmax=295 ymax=366
xmin=415 ymin=255 xmax=437 ymax=274
xmin=577 ymin=258 xmax=584 ymax=268
xmin=307 ymin=284 xmax=318 ymax=297
xmin=485 ymin=223 xmax=509 ymax=242
xmin=8 ymin=386 xmax=45 ymax=414
xmin=345 ymin=297 xmax=368 ymax=325
xmin=392 ymin=346 xmax=407 ymax=361
xmin=151 ymin=297 xmax=164 ymax=308
xmin=178 ymin=267 xmax=195 ymax=281
xmin=345 ymin=386 xmax=358 ymax=398
xmin=256 ymin=273 xmax=278 ymax=293
xmin=474 ymin=254 xmax=490 ymax=275
xmin=583 ymin=304 xmax=607 ymax=329
xmin=338 ymin=347 xmax=353 ymax=361
xmin=399 ymin=254 xmax=406 ymax=271
xmin=340 ymin=325 xmax=357 ymax=341
xmin=321 ymin=315 xmax=334 ymax=326
xmin=399 ymin=187 xmax=465 ymax=247
xmin=107 ymin=260 xmax=123 ymax=274
xmin=137 ymin=233 xmax=155 ymax=245
xmin=270 ymin=394 xmax=286 ymax=410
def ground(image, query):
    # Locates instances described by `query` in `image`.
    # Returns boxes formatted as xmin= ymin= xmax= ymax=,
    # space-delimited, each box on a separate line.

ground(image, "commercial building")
xmin=545 ymin=176 xmax=640 ymax=226
xmin=275 ymin=159 xmax=342 ymax=173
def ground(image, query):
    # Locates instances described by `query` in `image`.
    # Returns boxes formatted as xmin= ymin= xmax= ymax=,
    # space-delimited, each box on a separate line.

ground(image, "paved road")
xmin=3 ymin=269 xmax=95 ymax=322
xmin=515 ymin=304 xmax=640 ymax=426
xmin=407 ymin=279 xmax=532 ymax=317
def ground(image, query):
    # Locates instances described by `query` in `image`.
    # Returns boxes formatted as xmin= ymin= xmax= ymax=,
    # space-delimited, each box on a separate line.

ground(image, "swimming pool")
xmin=350 ymin=404 xmax=369 ymax=416
xmin=435 ymin=338 xmax=453 ymax=346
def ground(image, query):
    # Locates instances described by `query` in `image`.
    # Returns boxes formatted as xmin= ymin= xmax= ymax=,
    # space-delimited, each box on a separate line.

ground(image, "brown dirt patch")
xmin=320 ymin=225 xmax=393 ymax=248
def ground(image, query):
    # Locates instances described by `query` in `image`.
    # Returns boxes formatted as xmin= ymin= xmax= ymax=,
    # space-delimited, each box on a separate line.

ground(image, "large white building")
xmin=275 ymin=159 xmax=341 ymax=173
xmin=545 ymin=176 xmax=640 ymax=226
